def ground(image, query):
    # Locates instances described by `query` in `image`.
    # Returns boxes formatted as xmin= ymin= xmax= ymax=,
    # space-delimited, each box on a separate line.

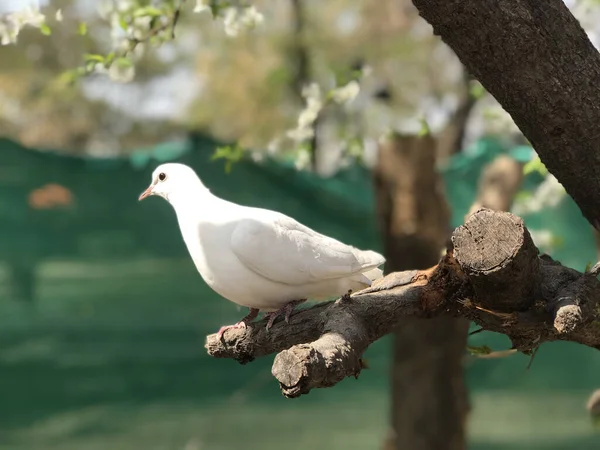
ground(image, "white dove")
xmin=138 ymin=163 xmax=385 ymax=339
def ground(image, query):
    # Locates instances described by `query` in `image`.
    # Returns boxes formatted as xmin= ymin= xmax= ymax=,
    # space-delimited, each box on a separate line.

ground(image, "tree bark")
xmin=373 ymin=134 xmax=468 ymax=450
xmin=411 ymin=0 xmax=600 ymax=229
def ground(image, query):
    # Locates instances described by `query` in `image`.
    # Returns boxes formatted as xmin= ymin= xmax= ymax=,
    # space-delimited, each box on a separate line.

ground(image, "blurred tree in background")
xmin=0 ymin=0 xmax=509 ymax=161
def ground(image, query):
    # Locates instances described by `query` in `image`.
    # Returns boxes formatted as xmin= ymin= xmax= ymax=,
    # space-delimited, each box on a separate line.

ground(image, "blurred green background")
xmin=0 ymin=135 xmax=598 ymax=450
xmin=2 ymin=0 xmax=600 ymax=448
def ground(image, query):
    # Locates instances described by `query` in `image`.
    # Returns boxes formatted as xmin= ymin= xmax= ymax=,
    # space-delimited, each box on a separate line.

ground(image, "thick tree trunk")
xmin=374 ymin=134 xmax=469 ymax=450
xmin=373 ymin=133 xmax=524 ymax=449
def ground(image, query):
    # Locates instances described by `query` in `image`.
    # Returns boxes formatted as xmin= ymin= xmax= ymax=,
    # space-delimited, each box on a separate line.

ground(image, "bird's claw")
xmin=216 ymin=308 xmax=260 ymax=340
xmin=216 ymin=321 xmax=247 ymax=341
xmin=263 ymin=299 xmax=306 ymax=331
xmin=265 ymin=315 xmax=276 ymax=331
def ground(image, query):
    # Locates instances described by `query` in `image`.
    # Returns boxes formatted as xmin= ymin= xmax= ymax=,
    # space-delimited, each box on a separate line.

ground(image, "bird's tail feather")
xmin=349 ymin=266 xmax=384 ymax=287
xmin=363 ymin=267 xmax=384 ymax=282
xmin=357 ymin=249 xmax=386 ymax=268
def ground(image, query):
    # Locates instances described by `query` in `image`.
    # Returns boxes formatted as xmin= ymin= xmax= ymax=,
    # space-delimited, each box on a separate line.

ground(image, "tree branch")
xmin=206 ymin=270 xmax=424 ymax=397
xmin=206 ymin=209 xmax=600 ymax=397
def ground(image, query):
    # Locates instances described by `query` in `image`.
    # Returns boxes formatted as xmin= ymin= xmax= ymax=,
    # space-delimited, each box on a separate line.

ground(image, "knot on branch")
xmin=553 ymin=297 xmax=583 ymax=334
xmin=550 ymin=271 xmax=600 ymax=337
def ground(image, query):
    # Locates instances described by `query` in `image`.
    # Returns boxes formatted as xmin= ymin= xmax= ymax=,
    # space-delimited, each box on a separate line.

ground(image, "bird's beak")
xmin=138 ymin=184 xmax=154 ymax=201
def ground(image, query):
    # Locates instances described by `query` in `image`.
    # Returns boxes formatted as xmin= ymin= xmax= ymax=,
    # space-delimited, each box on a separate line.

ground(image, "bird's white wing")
xmin=230 ymin=215 xmax=384 ymax=286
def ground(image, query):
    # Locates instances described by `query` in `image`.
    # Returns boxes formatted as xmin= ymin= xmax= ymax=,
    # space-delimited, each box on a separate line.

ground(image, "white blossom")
xmin=287 ymin=126 xmax=315 ymax=142
xmin=294 ymin=147 xmax=311 ymax=170
xmin=0 ymin=5 xmax=46 ymax=46
xmin=267 ymin=137 xmax=282 ymax=155
xmin=117 ymin=0 xmax=135 ymax=13
xmin=194 ymin=0 xmax=211 ymax=14
xmin=480 ymin=102 xmax=521 ymax=136
xmin=298 ymin=101 xmax=321 ymax=128
xmin=109 ymin=10 xmax=128 ymax=50
xmin=94 ymin=63 xmax=108 ymax=75
xmin=223 ymin=8 xmax=241 ymax=37
xmin=512 ymin=174 xmax=566 ymax=216
xmin=240 ymin=6 xmax=264 ymax=28
xmin=11 ymin=6 xmax=45 ymax=29
xmin=287 ymin=83 xmax=323 ymax=142
xmin=250 ymin=151 xmax=264 ymax=162
xmin=97 ymin=1 xmax=114 ymax=20
xmin=132 ymin=15 xmax=152 ymax=40
xmin=108 ymin=60 xmax=135 ymax=83
xmin=0 ymin=23 xmax=15 ymax=45
xmin=330 ymin=80 xmax=360 ymax=105
xmin=222 ymin=6 xmax=264 ymax=37
xmin=301 ymin=82 xmax=323 ymax=122
xmin=528 ymin=229 xmax=559 ymax=253
xmin=55 ymin=9 xmax=63 ymax=22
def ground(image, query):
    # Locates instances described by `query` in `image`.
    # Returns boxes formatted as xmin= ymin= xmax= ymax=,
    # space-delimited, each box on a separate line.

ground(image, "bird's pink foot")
xmin=217 ymin=308 xmax=259 ymax=340
xmin=264 ymin=299 xmax=306 ymax=331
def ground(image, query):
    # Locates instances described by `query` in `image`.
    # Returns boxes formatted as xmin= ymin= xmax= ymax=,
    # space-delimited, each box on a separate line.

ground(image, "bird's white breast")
xmin=174 ymin=208 xmax=283 ymax=310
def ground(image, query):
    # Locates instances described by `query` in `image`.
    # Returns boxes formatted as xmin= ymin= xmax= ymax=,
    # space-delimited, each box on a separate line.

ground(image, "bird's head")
xmin=138 ymin=163 xmax=207 ymax=203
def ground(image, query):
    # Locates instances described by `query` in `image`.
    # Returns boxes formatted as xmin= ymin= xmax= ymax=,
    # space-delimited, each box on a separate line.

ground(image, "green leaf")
xmin=346 ymin=137 xmax=364 ymax=160
xmin=78 ymin=22 xmax=88 ymax=35
xmin=133 ymin=6 xmax=164 ymax=17
xmin=40 ymin=23 xmax=51 ymax=36
xmin=470 ymin=82 xmax=486 ymax=100
xmin=466 ymin=345 xmax=492 ymax=356
xmin=57 ymin=70 xmax=80 ymax=86
xmin=83 ymin=53 xmax=105 ymax=63
xmin=119 ymin=17 xmax=129 ymax=31
xmin=523 ymin=156 xmax=549 ymax=176
xmin=550 ymin=235 xmax=565 ymax=249
xmin=515 ymin=190 xmax=533 ymax=201
xmin=85 ymin=61 xmax=97 ymax=72
xmin=211 ymin=144 xmax=245 ymax=172
xmin=417 ymin=117 xmax=430 ymax=137
xmin=115 ymin=56 xmax=133 ymax=68
xmin=482 ymin=108 xmax=502 ymax=120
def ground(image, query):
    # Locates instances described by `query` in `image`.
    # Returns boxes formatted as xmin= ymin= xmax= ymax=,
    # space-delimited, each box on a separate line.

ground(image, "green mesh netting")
xmin=0 ymin=135 xmax=597 ymax=450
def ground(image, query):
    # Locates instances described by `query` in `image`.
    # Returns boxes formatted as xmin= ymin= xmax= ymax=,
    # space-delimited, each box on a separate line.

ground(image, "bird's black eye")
xmin=158 ymin=172 xmax=167 ymax=182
